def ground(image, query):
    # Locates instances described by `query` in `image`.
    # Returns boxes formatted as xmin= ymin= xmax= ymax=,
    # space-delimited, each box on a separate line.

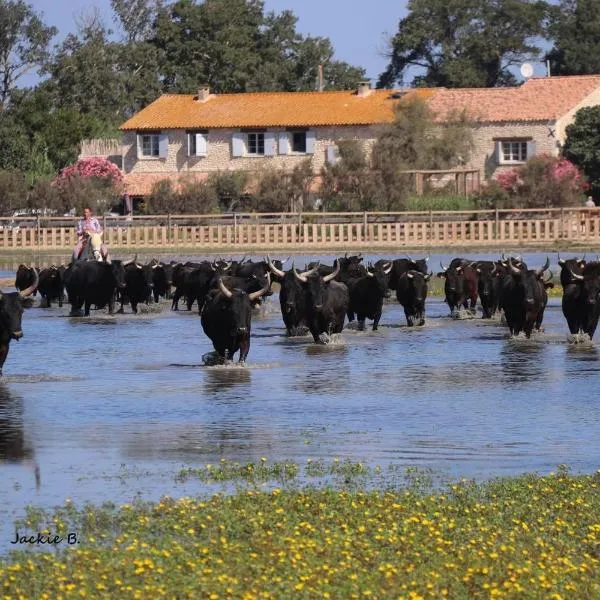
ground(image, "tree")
xmin=563 ymin=105 xmax=600 ymax=199
xmin=378 ymin=0 xmax=548 ymax=88
xmin=0 ymin=0 xmax=56 ymax=108
xmin=151 ymin=0 xmax=365 ymax=93
xmin=111 ymin=0 xmax=163 ymax=43
xmin=44 ymin=17 xmax=124 ymax=124
xmin=545 ymin=0 xmax=600 ymax=75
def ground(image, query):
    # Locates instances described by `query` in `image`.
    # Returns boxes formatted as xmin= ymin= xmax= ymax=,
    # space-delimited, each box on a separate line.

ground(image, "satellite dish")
xmin=520 ymin=63 xmax=534 ymax=79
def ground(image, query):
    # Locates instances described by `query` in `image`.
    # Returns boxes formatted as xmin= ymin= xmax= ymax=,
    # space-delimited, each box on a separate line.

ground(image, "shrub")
xmin=495 ymin=154 xmax=587 ymax=208
xmin=178 ymin=178 xmax=219 ymax=214
xmin=56 ymin=157 xmax=123 ymax=186
xmin=145 ymin=179 xmax=178 ymax=214
xmin=0 ymin=170 xmax=28 ymax=215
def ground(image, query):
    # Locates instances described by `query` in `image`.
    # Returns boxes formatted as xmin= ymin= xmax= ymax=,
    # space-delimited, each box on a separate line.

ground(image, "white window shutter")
xmin=158 ymin=133 xmax=169 ymax=158
xmin=264 ymin=132 xmax=276 ymax=156
xmin=136 ymin=134 xmax=142 ymax=159
xmin=187 ymin=133 xmax=191 ymax=156
xmin=195 ymin=133 xmax=207 ymax=157
xmin=526 ymin=140 xmax=536 ymax=160
xmin=232 ymin=133 xmax=245 ymax=157
xmin=326 ymin=145 xmax=340 ymax=165
xmin=495 ymin=141 xmax=503 ymax=164
xmin=278 ymin=132 xmax=289 ymax=155
xmin=306 ymin=130 xmax=316 ymax=154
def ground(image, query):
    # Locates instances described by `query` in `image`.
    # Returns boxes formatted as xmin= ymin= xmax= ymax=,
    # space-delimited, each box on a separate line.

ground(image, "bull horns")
xmin=123 ymin=254 xmax=138 ymax=267
xmin=248 ymin=273 xmax=271 ymax=302
xmin=535 ymin=257 xmax=550 ymax=277
xmin=19 ymin=268 xmax=38 ymax=298
xmin=323 ymin=260 xmax=340 ymax=283
xmin=218 ymin=278 xmax=233 ymax=298
xmin=568 ymin=268 xmax=584 ymax=281
xmin=265 ymin=255 xmax=285 ymax=278
xmin=440 ymin=261 xmax=448 ymax=272
xmin=382 ymin=261 xmax=392 ymax=275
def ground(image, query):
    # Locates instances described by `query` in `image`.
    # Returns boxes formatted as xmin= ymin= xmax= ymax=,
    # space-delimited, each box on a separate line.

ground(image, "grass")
xmin=1 ymin=463 xmax=600 ymax=598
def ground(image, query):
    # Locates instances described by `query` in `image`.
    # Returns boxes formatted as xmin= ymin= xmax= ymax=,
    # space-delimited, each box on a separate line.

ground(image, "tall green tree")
xmin=0 ymin=0 xmax=56 ymax=107
xmin=44 ymin=17 xmax=123 ymax=124
xmin=545 ymin=0 xmax=600 ymax=75
xmin=563 ymin=106 xmax=600 ymax=199
xmin=151 ymin=0 xmax=365 ymax=93
xmin=378 ymin=0 xmax=548 ymax=88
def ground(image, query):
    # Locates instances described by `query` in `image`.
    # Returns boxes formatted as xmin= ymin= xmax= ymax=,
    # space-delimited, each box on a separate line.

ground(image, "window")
xmin=247 ymin=132 xmax=265 ymax=155
xmin=187 ymin=131 xmax=208 ymax=157
xmin=141 ymin=134 xmax=159 ymax=157
xmin=291 ymin=131 xmax=306 ymax=153
xmin=502 ymin=141 xmax=527 ymax=162
xmin=496 ymin=139 xmax=535 ymax=164
xmin=137 ymin=132 xmax=168 ymax=159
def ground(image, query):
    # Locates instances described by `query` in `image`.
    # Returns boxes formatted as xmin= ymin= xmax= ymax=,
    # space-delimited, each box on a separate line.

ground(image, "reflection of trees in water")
xmin=204 ymin=367 xmax=251 ymax=393
xmin=500 ymin=342 xmax=543 ymax=385
xmin=0 ymin=384 xmax=40 ymax=488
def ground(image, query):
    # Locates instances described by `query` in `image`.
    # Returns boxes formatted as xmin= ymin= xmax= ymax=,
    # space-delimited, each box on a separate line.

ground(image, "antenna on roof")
xmin=520 ymin=63 xmax=533 ymax=79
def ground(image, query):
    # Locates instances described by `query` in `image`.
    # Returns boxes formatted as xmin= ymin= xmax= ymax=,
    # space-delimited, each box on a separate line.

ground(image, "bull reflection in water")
xmin=204 ymin=367 xmax=252 ymax=393
xmin=0 ymin=384 xmax=40 ymax=489
xmin=500 ymin=343 xmax=544 ymax=386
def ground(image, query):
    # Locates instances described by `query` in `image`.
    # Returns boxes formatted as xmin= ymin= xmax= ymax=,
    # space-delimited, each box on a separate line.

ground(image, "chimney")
xmin=317 ymin=64 xmax=324 ymax=92
xmin=196 ymin=85 xmax=211 ymax=102
xmin=357 ymin=81 xmax=372 ymax=97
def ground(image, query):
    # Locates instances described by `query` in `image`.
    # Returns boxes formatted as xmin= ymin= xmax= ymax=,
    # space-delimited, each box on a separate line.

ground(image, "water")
xmin=1 ymin=251 xmax=599 ymax=552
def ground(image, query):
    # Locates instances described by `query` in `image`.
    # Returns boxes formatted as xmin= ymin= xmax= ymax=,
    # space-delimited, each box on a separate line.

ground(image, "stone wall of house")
xmin=121 ymin=126 xmax=378 ymax=175
xmin=465 ymin=122 xmax=559 ymax=179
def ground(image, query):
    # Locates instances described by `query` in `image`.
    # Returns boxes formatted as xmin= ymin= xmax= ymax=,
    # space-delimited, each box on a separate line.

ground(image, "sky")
xmin=25 ymin=0 xmax=410 ymax=87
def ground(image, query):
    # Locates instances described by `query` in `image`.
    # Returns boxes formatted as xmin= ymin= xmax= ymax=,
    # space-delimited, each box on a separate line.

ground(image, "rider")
xmin=73 ymin=206 xmax=104 ymax=262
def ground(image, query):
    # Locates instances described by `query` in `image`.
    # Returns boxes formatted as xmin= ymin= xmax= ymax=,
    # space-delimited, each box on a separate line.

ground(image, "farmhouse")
xmin=117 ymin=75 xmax=600 ymax=197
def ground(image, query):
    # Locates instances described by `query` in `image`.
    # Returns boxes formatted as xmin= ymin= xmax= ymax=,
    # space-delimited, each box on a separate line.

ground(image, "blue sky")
xmin=26 ymin=0 xmax=410 ymax=87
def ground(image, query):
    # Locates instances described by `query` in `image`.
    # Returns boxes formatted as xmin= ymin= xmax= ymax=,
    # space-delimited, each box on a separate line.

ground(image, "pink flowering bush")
xmin=53 ymin=157 xmax=123 ymax=214
xmin=56 ymin=157 xmax=123 ymax=184
xmin=494 ymin=154 xmax=587 ymax=208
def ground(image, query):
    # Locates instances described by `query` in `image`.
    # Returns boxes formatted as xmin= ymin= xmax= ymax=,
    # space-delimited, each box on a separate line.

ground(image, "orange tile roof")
xmin=120 ymin=89 xmax=434 ymax=130
xmin=427 ymin=75 xmax=600 ymax=123
xmin=120 ymin=75 xmax=600 ymax=132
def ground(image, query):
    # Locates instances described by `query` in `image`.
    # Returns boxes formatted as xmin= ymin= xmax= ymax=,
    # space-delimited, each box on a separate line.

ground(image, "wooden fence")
xmin=1 ymin=208 xmax=600 ymax=251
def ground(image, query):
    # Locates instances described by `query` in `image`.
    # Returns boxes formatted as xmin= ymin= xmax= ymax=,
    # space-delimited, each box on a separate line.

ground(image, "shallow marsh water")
xmin=1 ymin=251 xmax=599 ymax=552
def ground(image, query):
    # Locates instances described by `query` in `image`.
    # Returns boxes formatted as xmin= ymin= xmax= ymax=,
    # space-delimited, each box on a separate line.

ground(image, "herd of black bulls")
xmin=1 ymin=252 xmax=599 ymax=372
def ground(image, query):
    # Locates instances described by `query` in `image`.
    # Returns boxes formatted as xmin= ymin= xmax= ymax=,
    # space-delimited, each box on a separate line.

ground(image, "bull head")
xmin=2 ymin=269 xmax=39 ymax=301
xmin=248 ymin=273 xmax=271 ymax=302
xmin=292 ymin=262 xmax=320 ymax=283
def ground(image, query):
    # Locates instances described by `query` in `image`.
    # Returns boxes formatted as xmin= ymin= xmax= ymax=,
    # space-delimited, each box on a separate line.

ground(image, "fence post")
xmin=560 ymin=208 xmax=565 ymax=239
xmin=429 ymin=210 xmax=433 ymax=241
xmin=298 ymin=212 xmax=303 ymax=243
xmin=36 ymin=216 xmax=40 ymax=248
xmin=363 ymin=212 xmax=368 ymax=243
xmin=233 ymin=213 xmax=237 ymax=245
xmin=167 ymin=213 xmax=171 ymax=242
xmin=495 ymin=209 xmax=499 ymax=242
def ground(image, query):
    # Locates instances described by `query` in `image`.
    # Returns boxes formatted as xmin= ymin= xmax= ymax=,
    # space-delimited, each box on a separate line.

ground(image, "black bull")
xmin=346 ymin=262 xmax=392 ymax=331
xmin=499 ymin=258 xmax=552 ymax=338
xmin=266 ymin=258 xmax=308 ymax=336
xmin=0 ymin=270 xmax=38 ymax=376
xmin=66 ymin=260 xmax=127 ymax=317
xmin=201 ymin=275 xmax=271 ymax=363
xmin=561 ymin=261 xmax=600 ymax=339
xmin=293 ymin=261 xmax=349 ymax=344
xmin=396 ymin=270 xmax=431 ymax=326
